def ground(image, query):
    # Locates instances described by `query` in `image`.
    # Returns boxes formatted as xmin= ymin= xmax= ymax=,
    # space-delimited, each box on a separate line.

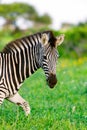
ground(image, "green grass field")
xmin=0 ymin=58 xmax=87 ymax=130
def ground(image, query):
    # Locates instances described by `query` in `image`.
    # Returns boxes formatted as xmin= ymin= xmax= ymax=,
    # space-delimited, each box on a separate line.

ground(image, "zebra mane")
xmin=2 ymin=30 xmax=55 ymax=53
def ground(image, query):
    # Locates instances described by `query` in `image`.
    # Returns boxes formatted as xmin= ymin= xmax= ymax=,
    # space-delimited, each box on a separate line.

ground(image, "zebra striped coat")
xmin=0 ymin=31 xmax=64 ymax=116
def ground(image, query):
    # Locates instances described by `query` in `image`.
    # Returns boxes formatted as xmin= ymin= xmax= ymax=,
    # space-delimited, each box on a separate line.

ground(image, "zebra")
xmin=0 ymin=31 xmax=64 ymax=116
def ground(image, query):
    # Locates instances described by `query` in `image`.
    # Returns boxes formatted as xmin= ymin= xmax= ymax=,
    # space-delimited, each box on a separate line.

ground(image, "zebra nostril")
xmin=47 ymin=73 xmax=57 ymax=88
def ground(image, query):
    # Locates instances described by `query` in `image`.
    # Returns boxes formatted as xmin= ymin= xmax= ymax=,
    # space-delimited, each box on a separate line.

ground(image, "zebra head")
xmin=40 ymin=31 xmax=65 ymax=88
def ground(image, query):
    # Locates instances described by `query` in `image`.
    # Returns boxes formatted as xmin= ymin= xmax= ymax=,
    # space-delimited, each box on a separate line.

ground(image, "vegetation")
xmin=0 ymin=23 xmax=87 ymax=58
xmin=0 ymin=58 xmax=87 ymax=130
xmin=0 ymin=3 xmax=87 ymax=58
xmin=0 ymin=3 xmax=52 ymax=29
xmin=54 ymin=23 xmax=87 ymax=58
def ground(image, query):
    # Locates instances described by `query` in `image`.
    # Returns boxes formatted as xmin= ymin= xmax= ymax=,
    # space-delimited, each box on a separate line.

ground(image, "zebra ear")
xmin=41 ymin=33 xmax=49 ymax=45
xmin=56 ymin=34 xmax=65 ymax=47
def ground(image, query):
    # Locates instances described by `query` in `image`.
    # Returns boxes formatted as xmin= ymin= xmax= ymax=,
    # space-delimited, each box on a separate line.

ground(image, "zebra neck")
xmin=0 ymin=53 xmax=5 ymax=79
xmin=3 ymin=47 xmax=40 ymax=84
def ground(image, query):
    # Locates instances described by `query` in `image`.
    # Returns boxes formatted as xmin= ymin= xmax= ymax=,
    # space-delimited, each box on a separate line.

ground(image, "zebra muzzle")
xmin=47 ymin=73 xmax=57 ymax=88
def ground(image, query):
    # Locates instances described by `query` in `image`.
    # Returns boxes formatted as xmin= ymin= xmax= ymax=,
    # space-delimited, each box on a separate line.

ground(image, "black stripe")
xmin=0 ymin=53 xmax=3 ymax=78
xmin=17 ymin=43 xmax=25 ymax=81
xmin=0 ymin=89 xmax=6 ymax=96
xmin=36 ymin=34 xmax=40 ymax=43
xmin=13 ymin=44 xmax=21 ymax=83
xmin=21 ymin=39 xmax=29 ymax=78
xmin=27 ymin=38 xmax=34 ymax=74
xmin=7 ymin=54 xmax=14 ymax=94
xmin=10 ymin=53 xmax=18 ymax=91
xmin=4 ymin=55 xmax=10 ymax=94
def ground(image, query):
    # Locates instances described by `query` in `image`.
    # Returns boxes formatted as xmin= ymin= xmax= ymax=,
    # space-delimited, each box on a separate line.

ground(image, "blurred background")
xmin=0 ymin=0 xmax=87 ymax=58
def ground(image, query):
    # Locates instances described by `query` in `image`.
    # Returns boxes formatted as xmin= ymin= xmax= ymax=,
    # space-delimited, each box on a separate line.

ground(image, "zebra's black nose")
xmin=47 ymin=73 xmax=57 ymax=88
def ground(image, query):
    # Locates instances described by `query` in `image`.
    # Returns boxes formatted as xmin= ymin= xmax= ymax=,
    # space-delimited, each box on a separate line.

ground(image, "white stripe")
xmin=8 ymin=54 xmax=16 ymax=94
xmin=5 ymin=54 xmax=13 ymax=95
xmin=19 ymin=42 xmax=26 ymax=79
xmin=11 ymin=53 xmax=19 ymax=89
xmin=22 ymin=39 xmax=31 ymax=76
xmin=13 ymin=44 xmax=23 ymax=82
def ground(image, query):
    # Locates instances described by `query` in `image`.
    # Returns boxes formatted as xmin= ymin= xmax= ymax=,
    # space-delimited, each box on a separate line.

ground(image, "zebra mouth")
xmin=47 ymin=74 xmax=57 ymax=88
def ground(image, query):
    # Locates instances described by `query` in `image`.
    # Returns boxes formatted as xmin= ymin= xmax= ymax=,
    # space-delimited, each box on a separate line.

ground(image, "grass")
xmin=0 ymin=57 xmax=87 ymax=130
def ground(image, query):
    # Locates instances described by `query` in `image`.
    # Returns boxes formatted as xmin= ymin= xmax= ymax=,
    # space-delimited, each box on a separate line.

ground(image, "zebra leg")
xmin=0 ymin=91 xmax=5 ymax=105
xmin=7 ymin=92 xmax=30 ymax=116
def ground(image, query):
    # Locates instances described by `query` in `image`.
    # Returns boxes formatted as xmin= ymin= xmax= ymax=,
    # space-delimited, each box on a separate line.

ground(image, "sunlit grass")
xmin=0 ymin=58 xmax=87 ymax=130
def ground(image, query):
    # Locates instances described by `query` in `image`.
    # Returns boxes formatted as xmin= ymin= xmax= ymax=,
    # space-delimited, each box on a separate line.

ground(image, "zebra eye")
xmin=43 ymin=55 xmax=47 ymax=59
